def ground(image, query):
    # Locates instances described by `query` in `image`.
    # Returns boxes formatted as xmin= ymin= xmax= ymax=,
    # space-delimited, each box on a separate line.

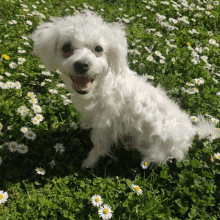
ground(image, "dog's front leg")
xmin=81 ymin=128 xmax=112 ymax=169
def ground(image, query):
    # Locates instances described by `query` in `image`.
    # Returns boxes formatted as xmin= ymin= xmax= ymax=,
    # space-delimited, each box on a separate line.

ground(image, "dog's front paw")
xmin=81 ymin=158 xmax=97 ymax=170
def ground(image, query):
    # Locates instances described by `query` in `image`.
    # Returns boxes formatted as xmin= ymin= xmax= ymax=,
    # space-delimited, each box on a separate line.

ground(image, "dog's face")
xmin=30 ymin=10 xmax=128 ymax=95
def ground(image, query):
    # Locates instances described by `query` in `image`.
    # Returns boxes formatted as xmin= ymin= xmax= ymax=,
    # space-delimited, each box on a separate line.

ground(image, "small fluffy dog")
xmin=30 ymin=10 xmax=219 ymax=169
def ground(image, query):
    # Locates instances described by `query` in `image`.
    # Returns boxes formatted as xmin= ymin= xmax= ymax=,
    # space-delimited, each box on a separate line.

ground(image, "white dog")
xmin=30 ymin=10 xmax=220 ymax=169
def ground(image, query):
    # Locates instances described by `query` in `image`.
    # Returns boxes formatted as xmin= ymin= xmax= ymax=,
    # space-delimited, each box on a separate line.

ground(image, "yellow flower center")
xmin=39 ymin=168 xmax=43 ymax=171
xmin=21 ymin=147 xmax=24 ymax=150
xmin=0 ymin=195 xmax=3 ymax=199
xmin=37 ymin=116 xmax=40 ymax=119
xmin=218 ymin=156 xmax=220 ymax=158
xmin=187 ymin=42 xmax=190 ymax=46
xmin=30 ymin=94 xmax=32 ymax=97
xmin=24 ymin=111 xmax=27 ymax=113
xmin=34 ymin=120 xmax=37 ymax=122
xmin=35 ymin=108 xmax=38 ymax=110
xmin=95 ymin=198 xmax=99 ymax=202
xmin=135 ymin=187 xmax=140 ymax=191
xmin=104 ymin=209 xmax=108 ymax=214
xmin=144 ymin=162 xmax=148 ymax=166
xmin=12 ymin=145 xmax=16 ymax=148
xmin=23 ymin=129 xmax=26 ymax=132
xmin=32 ymin=100 xmax=35 ymax=103
xmin=28 ymin=133 xmax=33 ymax=136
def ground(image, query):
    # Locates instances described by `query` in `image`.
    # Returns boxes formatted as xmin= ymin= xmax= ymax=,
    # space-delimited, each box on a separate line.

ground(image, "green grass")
xmin=1 ymin=0 xmax=220 ymax=219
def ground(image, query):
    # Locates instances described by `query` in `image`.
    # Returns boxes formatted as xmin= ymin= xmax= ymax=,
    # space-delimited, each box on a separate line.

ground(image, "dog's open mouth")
xmin=70 ymin=75 xmax=95 ymax=95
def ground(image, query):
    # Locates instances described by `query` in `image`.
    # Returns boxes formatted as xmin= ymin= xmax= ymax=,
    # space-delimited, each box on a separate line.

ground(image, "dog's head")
xmin=30 ymin=10 xmax=128 ymax=95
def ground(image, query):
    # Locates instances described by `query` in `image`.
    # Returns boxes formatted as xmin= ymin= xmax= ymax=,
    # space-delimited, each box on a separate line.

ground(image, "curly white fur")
xmin=30 ymin=10 xmax=220 ymax=169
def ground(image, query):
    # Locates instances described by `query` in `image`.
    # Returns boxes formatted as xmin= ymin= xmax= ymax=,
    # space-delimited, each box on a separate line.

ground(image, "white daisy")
xmin=41 ymin=82 xmax=46 ymax=86
xmin=18 ymin=49 xmax=26 ymax=53
xmin=27 ymin=92 xmax=36 ymax=99
xmin=190 ymin=116 xmax=198 ymax=122
xmin=5 ymin=72 xmax=11 ymax=77
xmin=131 ymin=184 xmax=143 ymax=195
xmin=209 ymin=130 xmax=220 ymax=142
xmin=17 ymin=106 xmax=26 ymax=113
xmin=20 ymin=108 xmax=30 ymax=116
xmin=35 ymin=114 xmax=44 ymax=122
xmin=63 ymin=99 xmax=72 ymax=105
xmin=54 ymin=143 xmax=65 ymax=154
xmin=214 ymin=152 xmax=220 ymax=160
xmin=6 ymin=81 xmax=15 ymax=89
xmin=29 ymin=98 xmax=38 ymax=105
xmin=31 ymin=117 xmax=40 ymax=125
xmin=211 ymin=118 xmax=219 ymax=124
xmin=8 ymin=141 xmax=18 ymax=152
xmin=0 ymin=82 xmax=8 ymax=89
xmin=0 ymin=191 xmax=9 ymax=204
xmin=70 ymin=122 xmax=78 ymax=130
xmin=148 ymin=75 xmax=154 ymax=80
xmin=45 ymin=79 xmax=52 ymax=82
xmin=20 ymin=127 xmax=28 ymax=133
xmin=57 ymin=83 xmax=65 ymax=88
xmin=91 ymin=195 xmax=103 ymax=207
xmin=9 ymin=62 xmax=17 ymax=69
xmin=15 ymin=81 xmax=21 ymax=89
xmin=0 ymin=75 xmax=3 ymax=80
xmin=17 ymin=144 xmax=28 ymax=154
xmin=39 ymin=64 xmax=44 ymax=68
xmin=209 ymin=39 xmax=216 ymax=45
xmin=155 ymin=51 xmax=162 ymax=56
xmin=194 ymin=115 xmax=219 ymax=140
xmin=98 ymin=204 xmax=113 ymax=220
xmin=18 ymin=57 xmax=26 ymax=63
xmin=194 ymin=78 xmax=204 ymax=85
xmin=22 ymin=36 xmax=29 ymax=40
xmin=24 ymin=130 xmax=36 ymax=140
xmin=49 ymin=160 xmax=55 ymax=168
xmin=26 ymin=20 xmax=33 ymax=25
xmin=141 ymin=160 xmax=149 ymax=169
xmin=35 ymin=167 xmax=46 ymax=175
xmin=146 ymin=55 xmax=154 ymax=61
xmin=42 ymin=71 xmax=51 ymax=76
xmin=32 ymin=104 xmax=42 ymax=113
xmin=49 ymin=89 xmax=58 ymax=94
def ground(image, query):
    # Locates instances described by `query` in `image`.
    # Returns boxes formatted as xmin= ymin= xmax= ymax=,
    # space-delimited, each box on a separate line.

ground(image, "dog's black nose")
xmin=74 ymin=60 xmax=90 ymax=74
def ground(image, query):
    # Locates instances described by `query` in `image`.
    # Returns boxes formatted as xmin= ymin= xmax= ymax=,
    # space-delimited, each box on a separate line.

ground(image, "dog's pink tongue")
xmin=72 ymin=76 xmax=92 ymax=91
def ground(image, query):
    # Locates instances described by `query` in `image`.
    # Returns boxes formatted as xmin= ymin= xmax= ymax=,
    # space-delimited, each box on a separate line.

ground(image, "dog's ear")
xmin=107 ymin=23 xmax=128 ymax=74
xmin=29 ymin=18 xmax=59 ymax=71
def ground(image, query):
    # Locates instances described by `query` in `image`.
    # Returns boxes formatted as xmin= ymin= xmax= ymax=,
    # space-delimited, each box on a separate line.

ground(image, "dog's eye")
xmin=61 ymin=43 xmax=73 ymax=58
xmin=94 ymin=46 xmax=103 ymax=53
xmin=62 ymin=44 xmax=71 ymax=53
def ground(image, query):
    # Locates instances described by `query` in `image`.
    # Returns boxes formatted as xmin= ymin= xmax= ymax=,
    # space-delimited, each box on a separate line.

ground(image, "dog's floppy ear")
xmin=29 ymin=19 xmax=60 ymax=71
xmin=107 ymin=23 xmax=128 ymax=74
